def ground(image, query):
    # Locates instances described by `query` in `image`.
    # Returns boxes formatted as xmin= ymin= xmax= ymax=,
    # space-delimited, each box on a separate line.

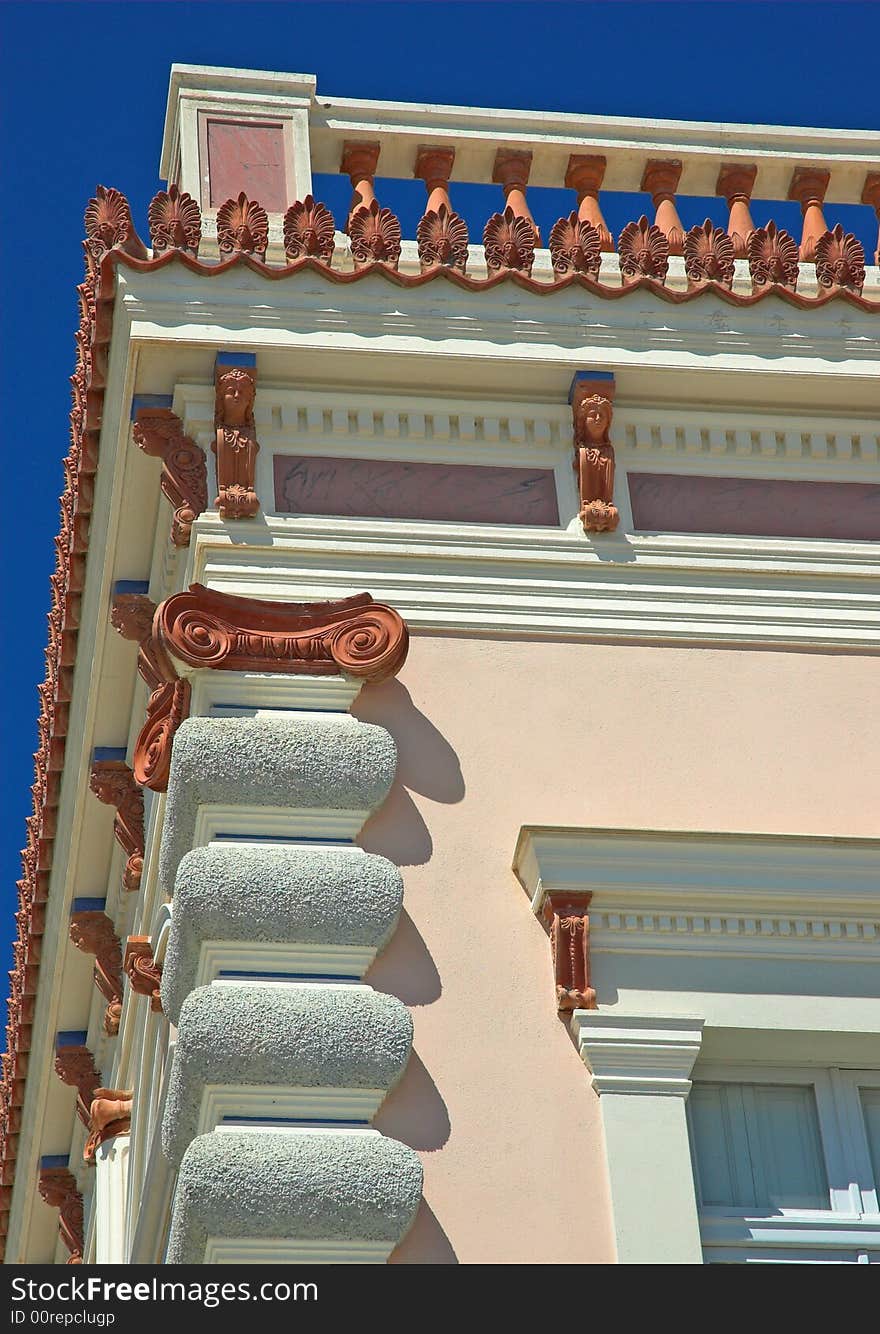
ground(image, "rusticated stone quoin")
xmin=133 ymin=408 xmax=208 ymax=546
xmin=123 ymin=937 xmax=163 ymax=1012
xmin=83 ymin=1089 xmax=133 ymax=1165
xmin=571 ymin=377 xmax=619 ymax=534
xmin=89 ymin=761 xmax=144 ymax=892
xmin=69 ymin=912 xmax=123 ymax=1037
xmin=38 ymin=1167 xmax=84 ymax=1264
xmin=541 ymin=893 xmax=596 ymax=1012
xmin=214 ymin=363 xmax=259 ymax=520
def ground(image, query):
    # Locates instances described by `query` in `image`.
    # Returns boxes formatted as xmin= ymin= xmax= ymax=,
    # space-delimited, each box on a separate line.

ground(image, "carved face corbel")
xmin=570 ymin=379 xmax=620 ymax=535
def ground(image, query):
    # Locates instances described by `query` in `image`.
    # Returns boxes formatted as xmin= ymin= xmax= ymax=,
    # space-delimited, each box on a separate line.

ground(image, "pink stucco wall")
xmin=354 ymin=634 xmax=879 ymax=1264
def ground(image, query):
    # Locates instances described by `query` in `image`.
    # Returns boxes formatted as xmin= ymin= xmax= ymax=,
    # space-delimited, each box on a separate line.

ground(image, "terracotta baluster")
xmin=716 ymin=163 xmax=757 ymax=259
xmin=862 ymin=172 xmax=880 ymax=266
xmin=492 ymin=149 xmax=539 ymax=237
xmin=340 ymin=142 xmax=380 ymax=229
xmin=414 ymin=147 xmax=469 ymax=273
xmin=788 ymin=167 xmax=831 ymax=262
xmin=564 ymin=155 xmax=613 ymax=252
xmin=641 ymin=160 xmax=686 ymax=256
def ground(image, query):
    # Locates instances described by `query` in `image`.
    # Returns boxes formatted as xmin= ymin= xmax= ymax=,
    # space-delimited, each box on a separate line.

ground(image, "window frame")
xmin=690 ymin=1063 xmax=880 ymax=1263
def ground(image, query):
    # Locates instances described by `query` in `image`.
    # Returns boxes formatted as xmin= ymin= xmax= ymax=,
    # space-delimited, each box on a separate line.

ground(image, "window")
xmin=688 ymin=1066 xmax=880 ymax=1264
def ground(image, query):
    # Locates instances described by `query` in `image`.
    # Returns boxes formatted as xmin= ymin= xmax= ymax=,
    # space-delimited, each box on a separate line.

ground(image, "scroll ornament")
xmin=89 ymin=761 xmax=144 ymax=892
xmin=147 ymin=186 xmax=202 ymax=256
xmin=68 ymin=911 xmax=124 ymax=1037
xmin=482 ymin=207 xmax=536 ymax=275
xmin=348 ymin=199 xmax=402 ymax=269
xmin=572 ymin=389 xmax=620 ymax=534
xmin=618 ymin=215 xmax=670 ymax=282
xmin=748 ymin=221 xmax=799 ymax=290
xmin=684 ymin=219 xmax=736 ymax=288
xmin=416 ymin=204 xmax=469 ymax=273
xmin=548 ymin=214 xmax=602 ymax=278
xmin=216 ymin=193 xmax=269 ymax=261
xmin=133 ymin=408 xmax=208 ymax=546
xmin=814 ymin=224 xmax=866 ymax=293
xmin=37 ymin=1168 xmax=84 ymax=1263
xmin=283 ymin=196 xmax=336 ymax=264
xmin=123 ymin=938 xmax=163 ymax=1012
xmin=213 ymin=366 xmax=260 ymax=520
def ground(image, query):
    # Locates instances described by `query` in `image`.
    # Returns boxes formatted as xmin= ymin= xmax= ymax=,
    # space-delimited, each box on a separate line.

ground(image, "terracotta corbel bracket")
xmin=83 ymin=1089 xmax=133 ymax=1164
xmin=569 ymin=372 xmax=620 ymax=534
xmin=111 ymin=583 xmax=410 ymax=793
xmin=37 ymin=1166 xmax=84 ymax=1264
xmin=54 ymin=1042 xmax=100 ymax=1130
xmin=68 ymin=911 xmax=124 ymax=1036
xmin=123 ymin=937 xmax=162 ymax=1012
xmin=89 ymin=761 xmax=144 ymax=892
xmin=540 ymin=892 xmax=596 ymax=1012
xmin=132 ymin=407 xmax=207 ymax=546
xmin=214 ymin=354 xmax=260 ymax=520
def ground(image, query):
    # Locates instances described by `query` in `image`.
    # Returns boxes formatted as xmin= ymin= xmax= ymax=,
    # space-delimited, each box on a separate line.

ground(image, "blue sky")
xmin=2 ymin=0 xmax=879 ymax=980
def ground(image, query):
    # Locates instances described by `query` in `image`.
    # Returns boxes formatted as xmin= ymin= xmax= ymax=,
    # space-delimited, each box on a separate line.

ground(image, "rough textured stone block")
xmin=162 ymin=982 xmax=413 ymax=1164
xmin=166 ymin=1129 xmax=423 ymax=1263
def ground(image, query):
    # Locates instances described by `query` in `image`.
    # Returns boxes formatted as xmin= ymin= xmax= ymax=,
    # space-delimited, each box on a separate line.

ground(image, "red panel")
xmin=273 ymin=455 xmax=560 ymax=526
xmin=628 ymin=472 xmax=880 ymax=541
xmin=207 ymin=119 xmax=287 ymax=212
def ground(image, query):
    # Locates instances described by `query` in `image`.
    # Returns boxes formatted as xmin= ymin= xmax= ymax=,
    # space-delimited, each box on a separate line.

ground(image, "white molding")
xmin=190 ymin=517 xmax=880 ymax=651
xmin=192 ymin=805 xmax=367 ymax=846
xmin=197 ymin=1084 xmax=386 ymax=1135
xmin=95 ymin=1135 xmax=131 ymax=1266
xmin=197 ymin=939 xmax=377 ymax=986
xmin=202 ymin=1235 xmax=390 ymax=1264
xmin=189 ymin=670 xmax=363 ymax=717
xmin=572 ymin=1014 xmax=704 ymax=1097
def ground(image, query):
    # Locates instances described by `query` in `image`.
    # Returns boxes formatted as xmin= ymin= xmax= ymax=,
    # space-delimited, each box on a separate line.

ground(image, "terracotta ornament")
xmin=748 ymin=221 xmax=800 ymax=291
xmin=213 ymin=363 xmax=260 ymax=519
xmin=618 ymin=215 xmax=670 ymax=283
xmin=37 ymin=1167 xmax=84 ymax=1264
xmin=482 ymin=209 xmax=537 ymax=275
xmin=340 ymin=141 xmax=380 ymax=227
xmin=571 ymin=377 xmax=619 ymax=534
xmin=154 ymin=583 xmax=409 ymax=681
xmin=83 ymin=186 xmax=148 ymax=261
xmin=348 ymin=199 xmax=402 ymax=270
xmin=216 ymin=192 xmax=269 ymax=261
xmin=564 ymin=155 xmax=613 ymax=252
xmin=548 ymin=214 xmax=602 ymax=278
xmin=641 ymin=160 xmax=686 ymax=256
xmin=716 ymin=163 xmax=757 ymax=259
xmin=68 ymin=912 xmax=123 ymax=1038
xmin=684 ymin=219 xmax=736 ymax=288
xmin=862 ymin=173 xmax=880 ymax=265
xmin=814 ymin=224 xmax=866 ymax=293
xmin=54 ymin=1044 xmax=101 ymax=1130
xmin=133 ymin=407 xmax=208 ymax=546
xmin=283 ymin=196 xmax=336 ymax=264
xmin=89 ymin=761 xmax=144 ymax=893
xmin=83 ymin=1090 xmax=133 ymax=1165
xmin=492 ymin=149 xmax=539 ymax=233
xmin=541 ymin=894 xmax=596 ymax=1012
xmin=123 ymin=938 xmax=163 ymax=1013
xmin=788 ymin=167 xmax=830 ymax=262
xmin=414 ymin=147 xmax=468 ymax=273
xmin=134 ymin=679 xmax=191 ymax=792
xmin=147 ymin=186 xmax=202 ymax=256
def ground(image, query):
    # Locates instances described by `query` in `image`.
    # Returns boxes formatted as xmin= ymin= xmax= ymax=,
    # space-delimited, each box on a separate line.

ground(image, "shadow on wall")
xmin=353 ymin=678 xmax=465 ymax=867
xmin=365 ymin=910 xmax=441 ymax=1006
xmin=389 ymin=1199 xmax=459 ymax=1265
xmin=373 ymin=1049 xmax=451 ymax=1152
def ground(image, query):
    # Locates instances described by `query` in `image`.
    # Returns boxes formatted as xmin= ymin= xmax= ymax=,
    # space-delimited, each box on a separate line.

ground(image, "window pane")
xmin=861 ymin=1090 xmax=880 ymax=1192
xmin=690 ymin=1081 xmax=828 ymax=1210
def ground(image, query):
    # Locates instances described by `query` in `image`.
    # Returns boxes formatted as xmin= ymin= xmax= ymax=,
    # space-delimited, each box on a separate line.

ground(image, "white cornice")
xmin=571 ymin=1014 xmax=704 ymax=1097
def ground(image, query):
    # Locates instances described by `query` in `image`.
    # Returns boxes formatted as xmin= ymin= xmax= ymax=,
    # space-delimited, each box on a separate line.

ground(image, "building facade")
xmin=2 ymin=64 xmax=879 ymax=1265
